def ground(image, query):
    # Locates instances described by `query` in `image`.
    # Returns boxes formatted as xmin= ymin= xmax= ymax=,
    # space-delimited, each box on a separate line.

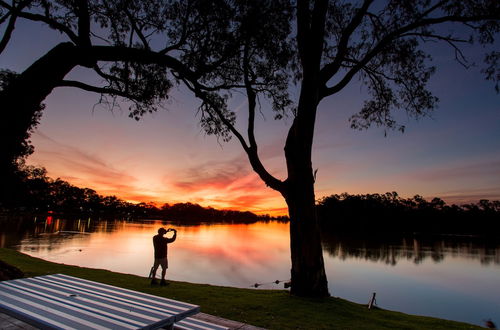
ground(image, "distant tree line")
xmin=317 ymin=192 xmax=500 ymax=236
xmin=0 ymin=165 xmax=271 ymax=222
xmin=3 ymin=164 xmax=499 ymax=233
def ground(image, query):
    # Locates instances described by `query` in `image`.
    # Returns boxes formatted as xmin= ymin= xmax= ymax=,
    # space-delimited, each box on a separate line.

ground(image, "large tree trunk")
xmin=0 ymin=42 xmax=79 ymax=171
xmin=282 ymin=7 xmax=330 ymax=292
xmin=284 ymin=111 xmax=329 ymax=297
xmin=285 ymin=174 xmax=329 ymax=297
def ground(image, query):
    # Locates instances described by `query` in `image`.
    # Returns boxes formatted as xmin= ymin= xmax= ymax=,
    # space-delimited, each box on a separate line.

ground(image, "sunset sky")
xmin=2 ymin=19 xmax=499 ymax=215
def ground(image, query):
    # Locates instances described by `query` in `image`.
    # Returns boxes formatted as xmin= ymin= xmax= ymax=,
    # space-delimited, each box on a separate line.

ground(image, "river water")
xmin=1 ymin=216 xmax=499 ymax=326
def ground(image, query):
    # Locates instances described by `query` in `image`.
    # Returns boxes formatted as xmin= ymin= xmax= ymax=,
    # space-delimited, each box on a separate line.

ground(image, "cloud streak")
xmin=29 ymin=131 xmax=156 ymax=202
xmin=167 ymin=152 xmax=285 ymax=213
xmin=411 ymin=160 xmax=500 ymax=182
xmin=432 ymin=187 xmax=500 ymax=205
xmin=30 ymin=131 xmax=287 ymax=213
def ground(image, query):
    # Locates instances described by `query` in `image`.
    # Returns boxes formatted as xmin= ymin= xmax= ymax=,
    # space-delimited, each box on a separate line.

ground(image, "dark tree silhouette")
xmin=274 ymin=0 xmax=499 ymax=297
xmin=317 ymin=192 xmax=500 ymax=235
xmin=1 ymin=0 xmax=499 ymax=297
xmin=0 ymin=0 xmax=292 ymax=221
xmin=0 ymin=69 xmax=43 ymax=204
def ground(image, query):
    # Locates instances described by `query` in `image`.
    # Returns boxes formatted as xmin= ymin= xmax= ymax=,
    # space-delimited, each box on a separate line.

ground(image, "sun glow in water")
xmin=5 ymin=217 xmax=500 ymax=326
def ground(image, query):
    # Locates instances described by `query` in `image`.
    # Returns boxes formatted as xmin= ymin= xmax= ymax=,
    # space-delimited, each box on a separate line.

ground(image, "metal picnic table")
xmin=0 ymin=273 xmax=200 ymax=329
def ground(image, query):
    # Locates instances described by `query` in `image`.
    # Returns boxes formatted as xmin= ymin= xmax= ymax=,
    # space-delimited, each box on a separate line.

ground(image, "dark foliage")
xmin=317 ymin=192 xmax=500 ymax=236
xmin=0 ymin=165 xmax=270 ymax=222
xmin=0 ymin=70 xmax=44 ymax=205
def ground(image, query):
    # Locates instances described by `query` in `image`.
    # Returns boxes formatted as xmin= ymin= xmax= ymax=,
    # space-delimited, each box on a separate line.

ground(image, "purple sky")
xmin=2 ymin=18 xmax=499 ymax=215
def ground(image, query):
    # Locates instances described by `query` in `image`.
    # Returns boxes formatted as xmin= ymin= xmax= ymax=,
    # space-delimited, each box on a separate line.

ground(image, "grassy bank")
xmin=0 ymin=248 xmax=479 ymax=329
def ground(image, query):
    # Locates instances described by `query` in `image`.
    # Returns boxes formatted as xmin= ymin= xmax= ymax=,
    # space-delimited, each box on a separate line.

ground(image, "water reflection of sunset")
xmin=4 ymin=217 xmax=500 ymax=324
xmin=178 ymin=223 xmax=289 ymax=266
xmin=13 ymin=219 xmax=291 ymax=288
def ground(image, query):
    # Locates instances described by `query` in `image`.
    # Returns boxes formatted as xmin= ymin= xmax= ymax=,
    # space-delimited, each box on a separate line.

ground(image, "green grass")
xmin=0 ymin=248 xmax=480 ymax=330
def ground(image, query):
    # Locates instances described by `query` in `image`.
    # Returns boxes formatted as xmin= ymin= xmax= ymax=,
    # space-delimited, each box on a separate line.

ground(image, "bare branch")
xmin=90 ymin=31 xmax=110 ymax=45
xmin=402 ymin=32 xmax=471 ymax=67
xmin=56 ymin=80 xmax=142 ymax=101
xmin=93 ymin=65 xmax=125 ymax=84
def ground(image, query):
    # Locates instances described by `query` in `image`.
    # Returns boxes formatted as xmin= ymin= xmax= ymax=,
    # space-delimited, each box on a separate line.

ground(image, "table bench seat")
xmin=175 ymin=316 xmax=229 ymax=330
xmin=0 ymin=274 xmax=200 ymax=329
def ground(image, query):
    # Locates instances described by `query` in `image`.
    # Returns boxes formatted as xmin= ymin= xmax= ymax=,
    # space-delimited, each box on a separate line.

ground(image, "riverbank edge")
xmin=0 ymin=248 xmax=481 ymax=330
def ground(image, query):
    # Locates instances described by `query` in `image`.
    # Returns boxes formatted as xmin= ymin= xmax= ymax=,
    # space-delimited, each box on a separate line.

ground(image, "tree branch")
xmin=0 ymin=8 xmax=10 ymax=25
xmin=0 ymin=0 xmax=33 ymax=54
xmin=87 ymin=45 xmax=246 ymax=94
xmin=417 ymin=0 xmax=448 ymax=21
xmin=190 ymin=82 xmax=250 ymax=149
xmin=56 ymin=80 xmax=142 ymax=101
xmin=322 ymin=13 xmax=500 ymax=98
xmin=402 ymin=32 xmax=471 ymax=67
xmin=181 ymin=67 xmax=285 ymax=193
xmin=243 ymin=42 xmax=257 ymax=151
xmin=87 ymin=45 xmax=196 ymax=80
xmin=159 ymin=3 xmax=191 ymax=54
xmin=296 ymin=0 xmax=310 ymax=67
xmin=124 ymin=7 xmax=150 ymax=50
xmin=76 ymin=0 xmax=91 ymax=47
xmin=0 ymin=5 xmax=16 ymax=54
xmin=309 ymin=0 xmax=328 ymax=67
xmin=93 ymin=65 xmax=125 ymax=85
xmin=320 ymin=0 xmax=375 ymax=83
xmin=0 ymin=0 xmax=79 ymax=44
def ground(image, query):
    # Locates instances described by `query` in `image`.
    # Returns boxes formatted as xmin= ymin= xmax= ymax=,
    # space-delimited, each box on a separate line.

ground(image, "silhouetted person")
xmin=151 ymin=227 xmax=177 ymax=286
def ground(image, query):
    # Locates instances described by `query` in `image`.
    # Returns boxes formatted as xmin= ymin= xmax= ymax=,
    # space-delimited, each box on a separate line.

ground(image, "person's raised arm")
xmin=166 ymin=229 xmax=177 ymax=243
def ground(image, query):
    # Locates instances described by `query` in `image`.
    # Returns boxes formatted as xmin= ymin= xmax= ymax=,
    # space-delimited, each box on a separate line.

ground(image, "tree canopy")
xmin=0 ymin=0 xmax=294 ymax=185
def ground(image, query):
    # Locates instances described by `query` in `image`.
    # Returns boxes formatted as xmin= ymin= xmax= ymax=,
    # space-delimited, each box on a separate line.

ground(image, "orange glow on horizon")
xmin=26 ymin=132 xmax=290 ymax=216
xmin=125 ymin=195 xmax=288 ymax=217
xmin=42 ymin=167 xmax=289 ymax=216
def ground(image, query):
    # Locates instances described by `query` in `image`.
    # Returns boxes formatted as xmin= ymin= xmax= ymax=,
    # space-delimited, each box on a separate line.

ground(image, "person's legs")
xmin=161 ymin=267 xmax=166 ymax=280
xmin=151 ymin=259 xmax=160 ymax=284
xmin=159 ymin=258 xmax=169 ymax=286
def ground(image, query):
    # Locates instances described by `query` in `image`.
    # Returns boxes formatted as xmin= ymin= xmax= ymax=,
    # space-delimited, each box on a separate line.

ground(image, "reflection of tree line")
xmin=0 ymin=216 xmax=124 ymax=248
xmin=0 ymin=214 xmax=290 ymax=250
xmin=3 ymin=216 xmax=499 ymax=266
xmin=317 ymin=192 xmax=500 ymax=236
xmin=321 ymin=233 xmax=500 ymax=265
xmin=0 ymin=166 xmax=281 ymax=222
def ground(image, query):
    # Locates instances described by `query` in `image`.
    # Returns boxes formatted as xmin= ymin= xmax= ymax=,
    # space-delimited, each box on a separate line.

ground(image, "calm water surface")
xmin=1 ymin=216 xmax=499 ymax=326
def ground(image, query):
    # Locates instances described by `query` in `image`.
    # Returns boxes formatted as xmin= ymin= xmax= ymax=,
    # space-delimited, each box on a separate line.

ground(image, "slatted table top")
xmin=0 ymin=274 xmax=200 ymax=330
